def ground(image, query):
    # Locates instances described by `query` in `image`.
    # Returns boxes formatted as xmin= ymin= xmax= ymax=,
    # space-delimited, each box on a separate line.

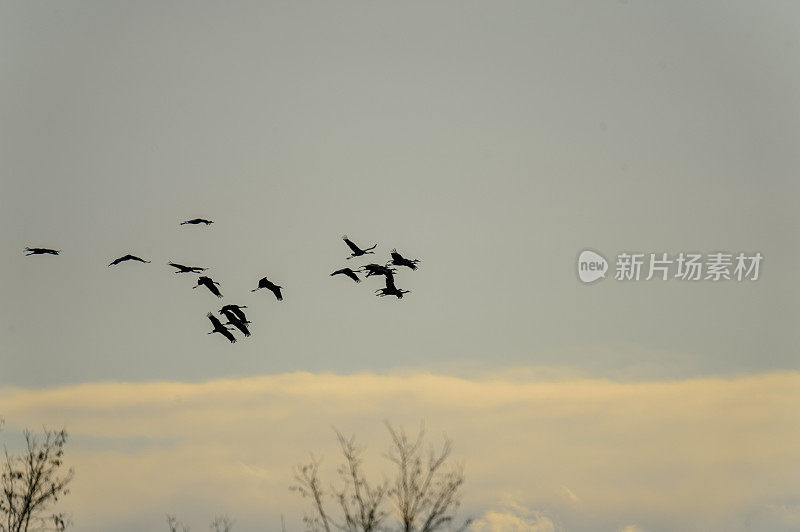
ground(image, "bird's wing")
xmin=271 ymin=286 xmax=283 ymax=301
xmin=223 ymin=309 xmax=245 ymax=324
xmin=231 ymin=319 xmax=251 ymax=337
xmin=208 ymin=283 xmax=223 ymax=298
xmin=221 ymin=329 xmax=237 ymax=343
xmin=207 ymin=313 xmax=223 ymax=328
xmin=346 ymin=270 xmax=360 ymax=282
xmin=343 ymin=237 xmax=361 ymax=253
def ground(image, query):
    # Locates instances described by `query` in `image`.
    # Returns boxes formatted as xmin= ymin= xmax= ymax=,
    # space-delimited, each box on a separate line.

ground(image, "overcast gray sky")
xmin=2 ymin=1 xmax=797 ymax=387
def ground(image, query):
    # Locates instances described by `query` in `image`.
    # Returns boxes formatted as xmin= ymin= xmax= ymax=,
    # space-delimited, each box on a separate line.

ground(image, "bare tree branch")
xmin=292 ymin=422 xmax=469 ymax=532
xmin=166 ymin=514 xmax=191 ymax=532
xmin=209 ymin=514 xmax=233 ymax=532
xmin=291 ymin=455 xmax=334 ymax=532
xmin=1 ymin=427 xmax=73 ymax=532
xmin=332 ymin=430 xmax=388 ymax=532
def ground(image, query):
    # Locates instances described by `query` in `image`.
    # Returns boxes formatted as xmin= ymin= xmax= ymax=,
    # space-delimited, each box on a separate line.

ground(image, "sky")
xmin=0 ymin=1 xmax=798 ymax=531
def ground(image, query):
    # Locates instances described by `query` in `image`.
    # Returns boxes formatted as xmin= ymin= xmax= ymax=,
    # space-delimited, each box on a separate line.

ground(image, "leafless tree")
xmin=292 ymin=422 xmax=470 ymax=532
xmin=0 ymin=426 xmax=74 ymax=532
xmin=292 ymin=455 xmax=336 ymax=532
xmin=293 ymin=432 xmax=390 ymax=532
xmin=166 ymin=515 xmax=191 ymax=532
xmin=209 ymin=515 xmax=233 ymax=532
xmin=385 ymin=423 xmax=470 ymax=532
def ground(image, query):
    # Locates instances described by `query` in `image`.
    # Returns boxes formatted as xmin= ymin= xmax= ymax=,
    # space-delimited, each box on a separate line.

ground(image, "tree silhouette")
xmin=166 ymin=515 xmax=190 ymax=532
xmin=292 ymin=422 xmax=471 ymax=532
xmin=209 ymin=515 xmax=234 ymax=532
xmin=0 ymin=422 xmax=74 ymax=532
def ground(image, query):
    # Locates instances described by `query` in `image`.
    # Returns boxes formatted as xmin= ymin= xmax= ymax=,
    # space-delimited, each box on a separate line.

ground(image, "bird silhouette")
xmin=360 ymin=263 xmax=396 ymax=278
xmin=207 ymin=313 xmax=236 ymax=343
xmin=331 ymin=268 xmax=361 ymax=283
xmin=220 ymin=304 xmax=248 ymax=323
xmin=390 ymin=249 xmax=420 ymax=270
xmin=376 ymin=274 xmax=410 ymax=299
xmin=252 ymin=276 xmax=283 ymax=300
xmin=342 ymin=235 xmax=377 ymax=259
xmin=194 ymin=276 xmax=223 ymax=298
xmin=25 ymin=247 xmax=60 ymax=256
xmin=181 ymin=218 xmax=213 ymax=225
xmin=219 ymin=307 xmax=251 ymax=337
xmin=108 ymin=254 xmax=150 ymax=266
xmin=168 ymin=262 xmax=207 ymax=274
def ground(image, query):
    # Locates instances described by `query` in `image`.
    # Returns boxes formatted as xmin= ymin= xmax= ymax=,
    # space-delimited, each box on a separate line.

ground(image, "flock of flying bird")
xmin=24 ymin=218 xmax=421 ymax=344
xmin=331 ymin=235 xmax=420 ymax=299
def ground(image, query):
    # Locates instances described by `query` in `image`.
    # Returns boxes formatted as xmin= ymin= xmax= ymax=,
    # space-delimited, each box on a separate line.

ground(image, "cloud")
xmin=473 ymin=501 xmax=560 ymax=532
xmin=1 ymin=371 xmax=799 ymax=531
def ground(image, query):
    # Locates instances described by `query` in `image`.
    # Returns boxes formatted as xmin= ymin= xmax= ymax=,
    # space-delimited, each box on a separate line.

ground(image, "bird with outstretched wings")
xmin=390 ymin=249 xmax=420 ymax=270
xmin=342 ymin=235 xmax=377 ymax=259
xmin=207 ymin=313 xmax=236 ymax=343
xmin=194 ymin=276 xmax=223 ymax=298
xmin=25 ymin=247 xmax=60 ymax=256
xmin=252 ymin=276 xmax=283 ymax=301
xmin=331 ymin=268 xmax=361 ymax=283
xmin=376 ymin=274 xmax=410 ymax=299
xmin=220 ymin=304 xmax=248 ymax=323
xmin=108 ymin=254 xmax=150 ymax=266
xmin=168 ymin=262 xmax=207 ymax=273
xmin=219 ymin=307 xmax=251 ymax=337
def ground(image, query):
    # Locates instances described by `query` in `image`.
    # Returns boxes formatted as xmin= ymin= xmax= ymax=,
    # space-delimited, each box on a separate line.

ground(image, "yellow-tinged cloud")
xmin=473 ymin=499 xmax=561 ymax=531
xmin=1 ymin=371 xmax=799 ymax=531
